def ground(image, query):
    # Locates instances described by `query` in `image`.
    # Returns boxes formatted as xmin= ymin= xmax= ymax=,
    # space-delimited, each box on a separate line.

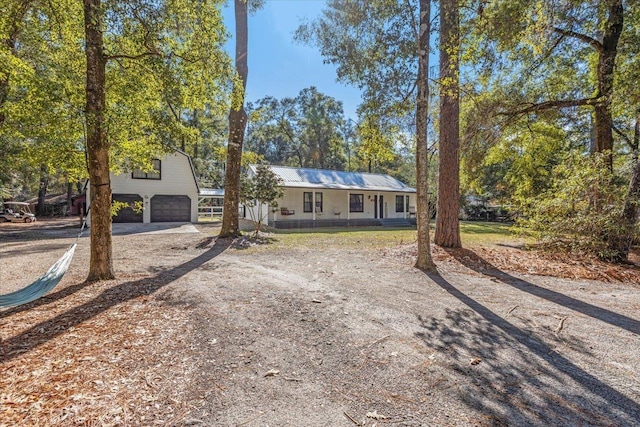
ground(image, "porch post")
xmin=347 ymin=192 xmax=350 ymax=220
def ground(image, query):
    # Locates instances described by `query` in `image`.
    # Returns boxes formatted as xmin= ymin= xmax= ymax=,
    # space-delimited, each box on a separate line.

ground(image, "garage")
xmin=112 ymin=194 xmax=143 ymax=223
xmin=151 ymin=195 xmax=191 ymax=222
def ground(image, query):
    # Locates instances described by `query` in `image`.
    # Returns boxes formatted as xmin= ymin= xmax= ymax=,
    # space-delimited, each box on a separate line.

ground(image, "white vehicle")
xmin=1 ymin=201 xmax=37 ymax=223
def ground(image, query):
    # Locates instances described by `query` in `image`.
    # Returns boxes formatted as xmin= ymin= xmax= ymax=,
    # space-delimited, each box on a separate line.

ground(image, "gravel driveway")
xmin=1 ymin=219 xmax=639 ymax=426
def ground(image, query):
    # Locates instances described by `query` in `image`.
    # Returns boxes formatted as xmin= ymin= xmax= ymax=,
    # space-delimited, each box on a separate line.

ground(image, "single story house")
xmin=245 ymin=164 xmax=417 ymax=229
xmin=88 ymin=150 xmax=200 ymax=224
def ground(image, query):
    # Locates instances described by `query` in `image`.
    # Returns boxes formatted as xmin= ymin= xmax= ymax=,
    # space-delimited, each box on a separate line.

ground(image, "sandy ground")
xmin=1 ymin=218 xmax=640 ymax=426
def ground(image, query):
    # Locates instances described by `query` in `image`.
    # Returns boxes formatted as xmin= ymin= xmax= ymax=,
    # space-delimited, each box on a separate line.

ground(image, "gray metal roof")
xmin=249 ymin=165 xmax=416 ymax=193
xmin=199 ymin=188 xmax=225 ymax=196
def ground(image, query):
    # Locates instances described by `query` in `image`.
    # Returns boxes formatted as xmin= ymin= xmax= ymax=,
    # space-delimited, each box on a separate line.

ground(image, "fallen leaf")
xmin=264 ymin=369 xmax=280 ymax=377
xmin=366 ymin=410 xmax=387 ymax=420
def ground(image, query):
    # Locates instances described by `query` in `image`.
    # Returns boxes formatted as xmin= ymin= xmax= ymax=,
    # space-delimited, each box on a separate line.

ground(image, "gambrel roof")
xmin=249 ymin=165 xmax=416 ymax=193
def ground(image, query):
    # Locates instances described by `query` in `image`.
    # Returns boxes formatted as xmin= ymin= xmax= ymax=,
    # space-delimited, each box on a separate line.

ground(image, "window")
xmin=132 ymin=159 xmax=161 ymax=180
xmin=396 ymin=195 xmax=404 ymax=212
xmin=303 ymin=192 xmax=313 ymax=212
xmin=349 ymin=194 xmax=364 ymax=212
xmin=315 ymin=192 xmax=323 ymax=213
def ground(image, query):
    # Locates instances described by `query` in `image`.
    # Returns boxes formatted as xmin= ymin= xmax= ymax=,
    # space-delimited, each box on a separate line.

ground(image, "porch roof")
xmin=250 ymin=165 xmax=416 ymax=193
xmin=199 ymin=188 xmax=224 ymax=197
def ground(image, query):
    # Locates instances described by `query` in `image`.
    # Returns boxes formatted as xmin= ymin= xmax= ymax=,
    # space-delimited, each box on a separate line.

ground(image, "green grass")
xmin=198 ymin=217 xmax=222 ymax=223
xmin=257 ymin=221 xmax=527 ymax=250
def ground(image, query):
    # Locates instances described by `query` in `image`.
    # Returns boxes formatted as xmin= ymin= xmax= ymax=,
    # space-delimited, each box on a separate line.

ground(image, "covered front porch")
xmin=267 ymin=188 xmax=416 ymax=225
xmin=270 ymin=217 xmax=416 ymax=229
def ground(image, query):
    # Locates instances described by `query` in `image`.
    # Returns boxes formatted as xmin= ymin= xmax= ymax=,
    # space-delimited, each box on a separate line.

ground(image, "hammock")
xmin=1 ymin=195 xmax=89 ymax=308
xmin=0 ymin=243 xmax=77 ymax=308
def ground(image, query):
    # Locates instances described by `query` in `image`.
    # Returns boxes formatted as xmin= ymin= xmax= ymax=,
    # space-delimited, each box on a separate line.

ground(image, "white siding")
xmin=89 ymin=151 xmax=199 ymax=224
xmin=273 ymin=188 xmax=416 ymax=221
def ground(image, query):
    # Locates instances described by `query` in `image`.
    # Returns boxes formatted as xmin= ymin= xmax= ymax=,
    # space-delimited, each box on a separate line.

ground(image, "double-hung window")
xmin=396 ymin=195 xmax=404 ymax=212
xmin=303 ymin=192 xmax=313 ymax=213
xmin=132 ymin=159 xmax=161 ymax=180
xmin=349 ymin=194 xmax=364 ymax=213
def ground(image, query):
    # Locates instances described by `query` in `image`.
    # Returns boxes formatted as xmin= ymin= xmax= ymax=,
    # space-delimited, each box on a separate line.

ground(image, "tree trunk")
xmin=415 ymin=0 xmax=435 ymax=271
xmin=219 ymin=0 xmax=248 ymax=238
xmin=84 ymin=0 xmax=114 ymax=281
xmin=594 ymin=0 xmax=623 ymax=171
xmin=37 ymin=164 xmax=48 ymax=216
xmin=434 ymin=0 xmax=461 ymax=248
xmin=66 ymin=180 xmax=73 ymax=216
xmin=608 ymin=112 xmax=640 ymax=261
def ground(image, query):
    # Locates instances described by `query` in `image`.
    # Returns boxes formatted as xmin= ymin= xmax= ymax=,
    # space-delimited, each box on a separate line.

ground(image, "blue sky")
xmin=223 ymin=0 xmax=363 ymax=120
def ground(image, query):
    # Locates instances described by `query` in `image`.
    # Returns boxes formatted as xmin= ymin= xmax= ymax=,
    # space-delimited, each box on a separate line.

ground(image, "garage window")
xmin=133 ymin=159 xmax=161 ymax=180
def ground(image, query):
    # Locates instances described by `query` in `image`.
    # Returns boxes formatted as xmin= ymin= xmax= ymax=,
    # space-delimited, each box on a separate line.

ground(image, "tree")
xmin=469 ymin=1 xmax=626 ymax=169
xmin=296 ymin=0 xmax=420 ymax=118
xmin=415 ymin=0 xmax=436 ymax=271
xmin=82 ymin=0 xmax=230 ymax=279
xmin=240 ymin=165 xmax=284 ymax=237
xmin=245 ymin=87 xmax=347 ymax=169
xmin=1 ymin=0 xmax=86 ymax=200
xmin=84 ymin=0 xmax=114 ymax=281
xmin=434 ymin=0 xmax=461 ymax=248
xmin=462 ymin=0 xmax=640 ymax=261
xmin=356 ymin=113 xmax=396 ymax=173
xmin=297 ymin=0 xmax=435 ymax=268
xmin=220 ymin=0 xmax=249 ymax=238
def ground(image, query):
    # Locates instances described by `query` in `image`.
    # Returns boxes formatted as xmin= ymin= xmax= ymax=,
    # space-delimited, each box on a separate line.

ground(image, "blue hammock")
xmin=0 ymin=243 xmax=77 ymax=307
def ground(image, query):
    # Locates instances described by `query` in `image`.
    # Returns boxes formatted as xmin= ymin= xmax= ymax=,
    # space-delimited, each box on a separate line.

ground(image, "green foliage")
xmin=0 ymin=0 xmax=86 ymax=198
xmin=296 ymin=0 xmax=419 ymax=117
xmin=356 ymin=113 xmax=396 ymax=170
xmin=245 ymin=87 xmax=347 ymax=169
xmin=514 ymin=152 xmax=635 ymax=260
xmin=466 ymin=119 xmax=568 ymax=202
xmin=0 ymin=0 xmax=232 ymax=200
xmin=240 ymin=165 xmax=284 ymax=236
xmin=111 ymin=199 xmax=143 ymax=217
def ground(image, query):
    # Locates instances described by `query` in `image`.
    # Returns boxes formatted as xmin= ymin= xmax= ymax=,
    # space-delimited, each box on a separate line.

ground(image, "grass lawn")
xmin=266 ymin=221 xmax=527 ymax=249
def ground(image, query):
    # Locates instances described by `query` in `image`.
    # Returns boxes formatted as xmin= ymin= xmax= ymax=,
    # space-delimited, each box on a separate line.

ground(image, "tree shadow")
xmin=0 ymin=238 xmax=231 ymax=363
xmin=418 ymin=271 xmax=640 ymax=426
xmin=0 ymin=242 xmax=71 ymax=257
xmin=444 ymin=248 xmax=640 ymax=336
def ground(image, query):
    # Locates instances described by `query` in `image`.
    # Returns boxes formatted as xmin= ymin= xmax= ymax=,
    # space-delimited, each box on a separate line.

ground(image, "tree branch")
xmin=612 ymin=124 xmax=632 ymax=147
xmin=105 ymin=51 xmax=161 ymax=61
xmin=501 ymin=96 xmax=601 ymax=116
xmin=553 ymin=27 xmax=602 ymax=52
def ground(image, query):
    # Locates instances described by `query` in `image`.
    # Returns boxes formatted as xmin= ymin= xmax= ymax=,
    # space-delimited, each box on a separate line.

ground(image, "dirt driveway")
xmin=1 ymin=219 xmax=640 ymax=426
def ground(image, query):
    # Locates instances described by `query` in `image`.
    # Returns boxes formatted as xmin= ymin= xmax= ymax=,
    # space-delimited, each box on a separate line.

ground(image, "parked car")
xmin=1 ymin=201 xmax=37 ymax=223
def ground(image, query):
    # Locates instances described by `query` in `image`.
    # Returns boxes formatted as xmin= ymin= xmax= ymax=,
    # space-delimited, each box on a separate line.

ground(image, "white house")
xmin=246 ymin=165 xmax=417 ymax=228
xmin=89 ymin=150 xmax=200 ymax=224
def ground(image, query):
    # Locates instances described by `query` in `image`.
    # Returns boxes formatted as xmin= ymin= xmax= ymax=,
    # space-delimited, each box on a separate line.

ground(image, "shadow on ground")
xmin=445 ymin=248 xmax=640 ymax=336
xmin=416 ymin=270 xmax=640 ymax=426
xmin=0 ymin=238 xmax=231 ymax=363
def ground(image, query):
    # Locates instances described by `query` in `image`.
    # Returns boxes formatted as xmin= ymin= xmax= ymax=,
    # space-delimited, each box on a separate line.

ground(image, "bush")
xmin=514 ymin=152 xmax=637 ymax=260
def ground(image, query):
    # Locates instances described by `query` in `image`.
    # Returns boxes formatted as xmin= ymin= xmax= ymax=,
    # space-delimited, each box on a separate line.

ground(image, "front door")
xmin=378 ymin=195 xmax=384 ymax=219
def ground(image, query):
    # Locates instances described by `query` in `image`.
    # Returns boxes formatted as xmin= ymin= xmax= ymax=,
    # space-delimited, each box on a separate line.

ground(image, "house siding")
xmin=88 ymin=151 xmax=199 ymax=224
xmin=269 ymin=188 xmax=416 ymax=223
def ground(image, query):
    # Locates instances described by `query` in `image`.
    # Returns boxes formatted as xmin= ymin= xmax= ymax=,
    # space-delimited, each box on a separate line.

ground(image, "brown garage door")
xmin=150 ymin=195 xmax=191 ymax=222
xmin=112 ymin=194 xmax=143 ymax=223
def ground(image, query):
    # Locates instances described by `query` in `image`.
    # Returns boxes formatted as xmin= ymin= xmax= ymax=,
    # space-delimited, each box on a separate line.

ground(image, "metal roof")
xmin=249 ymin=165 xmax=416 ymax=193
xmin=199 ymin=188 xmax=224 ymax=196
